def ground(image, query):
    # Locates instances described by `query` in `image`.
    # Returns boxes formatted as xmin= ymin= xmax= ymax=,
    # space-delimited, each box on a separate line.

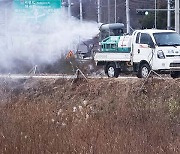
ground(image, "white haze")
xmin=0 ymin=8 xmax=99 ymax=71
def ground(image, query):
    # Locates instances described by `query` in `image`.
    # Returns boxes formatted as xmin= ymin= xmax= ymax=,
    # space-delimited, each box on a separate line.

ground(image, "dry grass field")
xmin=0 ymin=78 xmax=179 ymax=154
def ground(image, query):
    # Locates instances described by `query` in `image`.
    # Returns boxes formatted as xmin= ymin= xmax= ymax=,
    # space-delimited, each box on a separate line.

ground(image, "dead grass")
xmin=0 ymin=78 xmax=179 ymax=154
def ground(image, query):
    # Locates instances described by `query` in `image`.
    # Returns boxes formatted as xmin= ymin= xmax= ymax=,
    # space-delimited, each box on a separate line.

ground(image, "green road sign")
xmin=13 ymin=0 xmax=62 ymax=21
xmin=14 ymin=0 xmax=62 ymax=9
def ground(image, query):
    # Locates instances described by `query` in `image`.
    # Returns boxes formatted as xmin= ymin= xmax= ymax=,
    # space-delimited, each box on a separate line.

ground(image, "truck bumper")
xmin=153 ymin=59 xmax=180 ymax=72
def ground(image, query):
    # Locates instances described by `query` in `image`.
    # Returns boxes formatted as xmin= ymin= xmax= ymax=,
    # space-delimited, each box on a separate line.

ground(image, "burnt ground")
xmin=0 ymin=77 xmax=180 ymax=154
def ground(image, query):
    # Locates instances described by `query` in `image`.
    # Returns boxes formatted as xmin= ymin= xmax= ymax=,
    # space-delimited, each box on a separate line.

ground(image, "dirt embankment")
xmin=0 ymin=78 xmax=180 ymax=154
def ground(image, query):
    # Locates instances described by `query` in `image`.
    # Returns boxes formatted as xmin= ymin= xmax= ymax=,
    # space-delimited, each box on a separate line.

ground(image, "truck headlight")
xmin=157 ymin=50 xmax=165 ymax=59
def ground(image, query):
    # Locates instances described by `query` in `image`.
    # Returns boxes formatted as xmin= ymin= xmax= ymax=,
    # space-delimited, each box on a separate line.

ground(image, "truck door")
xmin=133 ymin=32 xmax=154 ymax=67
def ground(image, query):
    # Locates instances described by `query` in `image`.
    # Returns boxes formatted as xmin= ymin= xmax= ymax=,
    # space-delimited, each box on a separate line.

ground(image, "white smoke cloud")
xmin=0 ymin=7 xmax=99 ymax=71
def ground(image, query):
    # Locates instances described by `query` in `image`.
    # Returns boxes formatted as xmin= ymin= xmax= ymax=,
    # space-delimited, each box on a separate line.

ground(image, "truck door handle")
xmin=138 ymin=49 xmax=140 ymax=54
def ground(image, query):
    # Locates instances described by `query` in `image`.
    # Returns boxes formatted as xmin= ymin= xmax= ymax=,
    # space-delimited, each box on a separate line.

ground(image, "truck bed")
xmin=94 ymin=52 xmax=131 ymax=62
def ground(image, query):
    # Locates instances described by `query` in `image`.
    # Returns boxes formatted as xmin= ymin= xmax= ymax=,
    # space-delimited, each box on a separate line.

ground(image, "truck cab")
xmin=132 ymin=29 xmax=180 ymax=78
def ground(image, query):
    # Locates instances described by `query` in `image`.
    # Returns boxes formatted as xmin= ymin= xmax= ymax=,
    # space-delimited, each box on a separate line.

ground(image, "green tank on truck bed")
xmin=101 ymin=36 xmax=131 ymax=53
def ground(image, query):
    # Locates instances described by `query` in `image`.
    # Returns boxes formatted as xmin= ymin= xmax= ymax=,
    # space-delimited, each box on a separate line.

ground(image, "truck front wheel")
xmin=137 ymin=63 xmax=150 ymax=78
xmin=105 ymin=63 xmax=120 ymax=78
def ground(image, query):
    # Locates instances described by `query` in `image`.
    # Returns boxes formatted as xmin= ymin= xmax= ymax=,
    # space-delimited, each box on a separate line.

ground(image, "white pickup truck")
xmin=94 ymin=28 xmax=180 ymax=78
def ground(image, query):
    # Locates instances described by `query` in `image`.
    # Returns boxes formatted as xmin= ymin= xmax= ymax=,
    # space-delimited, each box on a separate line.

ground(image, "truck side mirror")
xmin=148 ymin=42 xmax=155 ymax=48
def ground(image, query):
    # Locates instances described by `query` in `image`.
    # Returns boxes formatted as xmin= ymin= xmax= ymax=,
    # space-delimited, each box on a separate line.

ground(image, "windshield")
xmin=153 ymin=32 xmax=180 ymax=46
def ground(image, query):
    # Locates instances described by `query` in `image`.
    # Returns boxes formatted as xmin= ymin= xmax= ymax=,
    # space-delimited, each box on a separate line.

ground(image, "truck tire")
xmin=105 ymin=63 xmax=120 ymax=78
xmin=137 ymin=63 xmax=150 ymax=78
xmin=170 ymin=71 xmax=180 ymax=79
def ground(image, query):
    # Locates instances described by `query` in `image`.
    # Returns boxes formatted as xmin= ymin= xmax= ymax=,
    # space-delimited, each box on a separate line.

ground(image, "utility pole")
xmin=108 ymin=0 xmax=110 ymax=23
xmin=155 ymin=0 xmax=157 ymax=29
xmin=115 ymin=0 xmax=117 ymax=23
xmin=79 ymin=0 xmax=83 ymax=22
xmin=167 ymin=0 xmax=171 ymax=30
xmin=175 ymin=0 xmax=179 ymax=33
xmin=97 ymin=0 xmax=101 ymax=23
xmin=126 ymin=0 xmax=130 ymax=33
xmin=68 ymin=0 xmax=71 ymax=17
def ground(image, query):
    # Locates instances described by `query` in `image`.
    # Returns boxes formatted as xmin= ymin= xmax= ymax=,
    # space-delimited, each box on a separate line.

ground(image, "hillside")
xmin=0 ymin=77 xmax=179 ymax=153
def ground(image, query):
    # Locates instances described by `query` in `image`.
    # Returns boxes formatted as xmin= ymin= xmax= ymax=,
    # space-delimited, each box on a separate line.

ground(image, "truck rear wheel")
xmin=105 ymin=63 xmax=120 ymax=78
xmin=137 ymin=63 xmax=150 ymax=78
xmin=170 ymin=71 xmax=180 ymax=78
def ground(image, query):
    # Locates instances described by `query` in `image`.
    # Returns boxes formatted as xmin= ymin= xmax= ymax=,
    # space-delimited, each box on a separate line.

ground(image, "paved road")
xmin=0 ymin=74 xmax=139 ymax=80
xmin=0 ymin=74 xmax=172 ymax=80
xmin=0 ymin=74 xmax=75 ymax=79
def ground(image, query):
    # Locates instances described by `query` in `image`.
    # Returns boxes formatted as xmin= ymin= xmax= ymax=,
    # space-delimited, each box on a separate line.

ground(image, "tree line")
xmin=68 ymin=0 xmax=176 ymax=30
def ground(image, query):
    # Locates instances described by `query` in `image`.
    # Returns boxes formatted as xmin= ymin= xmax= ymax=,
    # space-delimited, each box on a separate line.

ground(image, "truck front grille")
xmin=166 ymin=55 xmax=180 ymax=57
xmin=170 ymin=63 xmax=180 ymax=67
